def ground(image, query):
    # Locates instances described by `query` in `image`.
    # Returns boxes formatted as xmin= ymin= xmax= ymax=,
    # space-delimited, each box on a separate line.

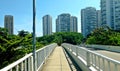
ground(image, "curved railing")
xmin=62 ymin=43 xmax=120 ymax=71
xmin=83 ymin=44 xmax=120 ymax=53
xmin=0 ymin=43 xmax=57 ymax=71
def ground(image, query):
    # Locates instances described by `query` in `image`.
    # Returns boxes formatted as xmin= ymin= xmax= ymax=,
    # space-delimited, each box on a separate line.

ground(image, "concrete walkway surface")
xmin=40 ymin=46 xmax=71 ymax=71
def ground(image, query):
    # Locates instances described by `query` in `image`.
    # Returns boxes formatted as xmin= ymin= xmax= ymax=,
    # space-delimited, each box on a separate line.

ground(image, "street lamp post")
xmin=33 ymin=0 xmax=36 ymax=71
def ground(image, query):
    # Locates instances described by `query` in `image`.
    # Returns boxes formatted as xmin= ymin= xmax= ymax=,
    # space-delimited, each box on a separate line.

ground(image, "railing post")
xmin=48 ymin=46 xmax=50 ymax=56
xmin=76 ymin=46 xmax=78 ymax=57
xmin=16 ymin=65 xmax=19 ymax=71
xmin=98 ymin=56 xmax=100 ymax=70
xmin=86 ymin=51 xmax=90 ymax=67
xmin=31 ymin=56 xmax=34 ymax=71
xmin=28 ymin=58 xmax=31 ymax=71
xmin=25 ymin=59 xmax=27 ymax=71
xmin=44 ymin=48 xmax=47 ymax=64
xmin=70 ymin=45 xmax=72 ymax=52
xmin=21 ymin=62 xmax=24 ymax=71
xmin=102 ymin=58 xmax=105 ymax=71
xmin=115 ymin=64 xmax=117 ymax=71
xmin=108 ymin=61 xmax=111 ymax=71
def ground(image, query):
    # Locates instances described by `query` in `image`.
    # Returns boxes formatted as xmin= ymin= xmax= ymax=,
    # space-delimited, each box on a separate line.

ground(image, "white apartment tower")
xmin=56 ymin=13 xmax=71 ymax=32
xmin=101 ymin=0 xmax=120 ymax=30
xmin=97 ymin=10 xmax=101 ymax=28
xmin=56 ymin=13 xmax=78 ymax=32
xmin=4 ymin=15 xmax=14 ymax=35
xmin=70 ymin=16 xmax=78 ymax=32
xmin=42 ymin=15 xmax=52 ymax=36
xmin=81 ymin=7 xmax=97 ymax=37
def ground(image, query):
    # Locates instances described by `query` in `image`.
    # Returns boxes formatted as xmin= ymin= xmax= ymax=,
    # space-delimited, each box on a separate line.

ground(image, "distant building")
xmin=56 ymin=13 xmax=71 ymax=32
xmin=42 ymin=15 xmax=52 ymax=36
xmin=101 ymin=0 xmax=120 ymax=30
xmin=81 ymin=7 xmax=97 ymax=37
xmin=70 ymin=16 xmax=78 ymax=32
xmin=4 ymin=15 xmax=14 ymax=35
xmin=56 ymin=18 xmax=59 ymax=32
xmin=96 ymin=10 xmax=101 ymax=28
xmin=56 ymin=13 xmax=78 ymax=32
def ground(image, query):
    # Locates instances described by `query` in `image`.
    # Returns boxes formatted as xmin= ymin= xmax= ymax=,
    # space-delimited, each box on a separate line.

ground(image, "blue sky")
xmin=0 ymin=0 xmax=100 ymax=36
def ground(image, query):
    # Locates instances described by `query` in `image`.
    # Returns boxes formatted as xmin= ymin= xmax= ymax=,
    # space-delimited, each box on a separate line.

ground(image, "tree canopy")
xmin=86 ymin=27 xmax=120 ymax=46
xmin=18 ymin=30 xmax=29 ymax=37
xmin=0 ymin=27 xmax=43 ymax=69
xmin=37 ymin=32 xmax=83 ymax=46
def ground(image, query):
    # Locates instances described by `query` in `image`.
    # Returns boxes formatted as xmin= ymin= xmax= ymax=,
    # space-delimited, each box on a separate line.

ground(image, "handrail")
xmin=87 ymin=48 xmax=120 ymax=65
xmin=83 ymin=44 xmax=120 ymax=53
xmin=75 ymin=45 xmax=120 ymax=64
xmin=0 ymin=43 xmax=57 ymax=71
xmin=0 ymin=53 xmax=32 ymax=71
xmin=62 ymin=43 xmax=120 ymax=71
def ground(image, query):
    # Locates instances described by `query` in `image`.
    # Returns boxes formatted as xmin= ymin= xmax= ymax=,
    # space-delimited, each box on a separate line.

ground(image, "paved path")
xmin=41 ymin=46 xmax=71 ymax=71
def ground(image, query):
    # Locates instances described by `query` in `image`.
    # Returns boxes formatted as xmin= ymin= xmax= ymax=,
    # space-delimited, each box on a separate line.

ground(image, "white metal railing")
xmin=0 ymin=43 xmax=57 ymax=71
xmin=81 ymin=44 xmax=120 ymax=53
xmin=62 ymin=43 xmax=120 ymax=71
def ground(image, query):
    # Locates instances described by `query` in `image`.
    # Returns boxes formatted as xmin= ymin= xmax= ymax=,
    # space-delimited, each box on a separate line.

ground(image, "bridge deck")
xmin=40 ymin=46 xmax=71 ymax=71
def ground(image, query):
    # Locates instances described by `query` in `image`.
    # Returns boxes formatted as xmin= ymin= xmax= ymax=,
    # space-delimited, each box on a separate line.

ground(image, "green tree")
xmin=54 ymin=35 xmax=63 ymax=46
xmin=18 ymin=30 xmax=29 ymax=37
xmin=37 ymin=32 xmax=83 ymax=45
xmin=86 ymin=27 xmax=120 ymax=46
xmin=0 ymin=27 xmax=8 ymax=38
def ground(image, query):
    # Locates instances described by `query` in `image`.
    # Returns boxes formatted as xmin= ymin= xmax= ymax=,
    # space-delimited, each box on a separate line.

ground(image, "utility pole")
xmin=33 ymin=0 xmax=36 ymax=71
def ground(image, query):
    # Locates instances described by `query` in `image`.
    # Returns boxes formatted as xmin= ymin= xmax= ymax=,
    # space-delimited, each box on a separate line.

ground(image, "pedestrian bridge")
xmin=0 ymin=43 xmax=120 ymax=71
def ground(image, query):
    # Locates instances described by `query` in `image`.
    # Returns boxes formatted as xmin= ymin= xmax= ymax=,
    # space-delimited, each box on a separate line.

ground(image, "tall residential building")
xmin=4 ymin=15 xmax=14 ymax=35
xmin=56 ymin=13 xmax=71 ymax=32
xmin=97 ymin=10 xmax=101 ymax=28
xmin=101 ymin=0 xmax=120 ymax=30
xmin=70 ymin=16 xmax=78 ymax=32
xmin=81 ymin=7 xmax=97 ymax=37
xmin=56 ymin=18 xmax=59 ymax=32
xmin=42 ymin=15 xmax=52 ymax=36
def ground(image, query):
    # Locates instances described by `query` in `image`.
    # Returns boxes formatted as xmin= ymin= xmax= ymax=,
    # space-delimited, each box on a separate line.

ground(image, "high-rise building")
xmin=4 ymin=15 xmax=14 ymax=35
xmin=56 ymin=13 xmax=71 ymax=32
xmin=56 ymin=13 xmax=78 ymax=32
xmin=96 ymin=10 xmax=101 ymax=28
xmin=70 ymin=16 xmax=78 ymax=32
xmin=101 ymin=0 xmax=120 ymax=30
xmin=56 ymin=18 xmax=59 ymax=32
xmin=42 ymin=15 xmax=52 ymax=36
xmin=81 ymin=7 xmax=97 ymax=37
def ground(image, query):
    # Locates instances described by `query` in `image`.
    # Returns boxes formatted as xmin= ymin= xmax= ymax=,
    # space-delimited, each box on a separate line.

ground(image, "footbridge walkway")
xmin=1 ymin=43 xmax=120 ymax=71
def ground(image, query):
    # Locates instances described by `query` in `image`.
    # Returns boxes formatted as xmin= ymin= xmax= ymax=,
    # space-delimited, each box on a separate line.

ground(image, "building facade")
xmin=96 ymin=10 xmax=101 ymax=28
xmin=4 ymin=15 xmax=14 ymax=35
xmin=56 ymin=13 xmax=71 ymax=32
xmin=56 ymin=18 xmax=59 ymax=32
xmin=56 ymin=13 xmax=78 ymax=32
xmin=70 ymin=16 xmax=78 ymax=32
xmin=101 ymin=0 xmax=120 ymax=30
xmin=81 ymin=7 xmax=97 ymax=37
xmin=42 ymin=15 xmax=52 ymax=36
